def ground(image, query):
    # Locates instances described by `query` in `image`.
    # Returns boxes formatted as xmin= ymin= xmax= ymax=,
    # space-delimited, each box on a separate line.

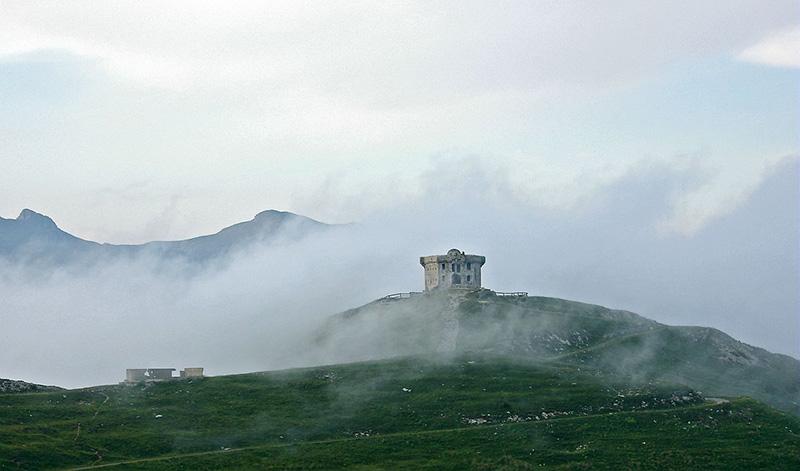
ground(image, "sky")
xmin=0 ymin=1 xmax=797 ymax=242
xmin=0 ymin=1 xmax=799 ymax=386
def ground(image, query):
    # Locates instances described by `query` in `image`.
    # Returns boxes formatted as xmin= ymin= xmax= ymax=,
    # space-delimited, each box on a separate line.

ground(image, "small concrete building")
xmin=147 ymin=368 xmax=177 ymax=380
xmin=420 ymin=248 xmax=485 ymax=291
xmin=125 ymin=367 xmax=204 ymax=383
xmin=125 ymin=369 xmax=148 ymax=383
xmin=180 ymin=367 xmax=204 ymax=378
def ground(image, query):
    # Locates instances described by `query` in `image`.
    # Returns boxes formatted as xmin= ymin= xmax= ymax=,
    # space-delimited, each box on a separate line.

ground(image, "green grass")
xmin=321 ymin=292 xmax=800 ymax=416
xmin=1 ymin=355 xmax=798 ymax=469
xmin=83 ymin=399 xmax=799 ymax=470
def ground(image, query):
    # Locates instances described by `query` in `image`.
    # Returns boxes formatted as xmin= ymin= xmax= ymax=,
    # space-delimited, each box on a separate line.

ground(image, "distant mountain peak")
xmin=15 ymin=209 xmax=57 ymax=228
xmin=252 ymin=209 xmax=327 ymax=226
xmin=254 ymin=209 xmax=291 ymax=220
xmin=1 ymin=207 xmax=331 ymax=263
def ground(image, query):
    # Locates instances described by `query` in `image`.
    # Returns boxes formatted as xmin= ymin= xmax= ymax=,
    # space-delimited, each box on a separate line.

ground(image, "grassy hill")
xmin=1 ymin=355 xmax=798 ymax=469
xmin=316 ymin=290 xmax=800 ymax=415
xmin=2 ymin=290 xmax=798 ymax=469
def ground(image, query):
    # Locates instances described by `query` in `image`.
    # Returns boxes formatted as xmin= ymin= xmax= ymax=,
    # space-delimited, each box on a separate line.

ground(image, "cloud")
xmin=657 ymin=153 xmax=797 ymax=235
xmin=1 ymin=1 xmax=797 ymax=94
xmin=738 ymin=27 xmax=800 ymax=69
xmin=1 ymin=155 xmax=796 ymax=389
xmin=289 ymin=150 xmax=794 ymax=237
xmin=0 ymin=1 xmax=797 ymax=242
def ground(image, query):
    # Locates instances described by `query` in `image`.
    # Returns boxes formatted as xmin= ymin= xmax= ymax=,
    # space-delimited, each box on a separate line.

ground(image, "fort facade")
xmin=420 ymin=248 xmax=485 ymax=291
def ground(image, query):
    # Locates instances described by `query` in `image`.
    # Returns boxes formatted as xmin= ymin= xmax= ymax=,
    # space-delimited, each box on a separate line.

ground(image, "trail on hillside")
xmin=436 ymin=294 xmax=461 ymax=352
xmin=546 ymin=326 xmax=667 ymax=362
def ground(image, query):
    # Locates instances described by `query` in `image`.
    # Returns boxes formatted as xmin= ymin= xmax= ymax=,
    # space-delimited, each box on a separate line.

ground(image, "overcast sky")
xmin=0 ymin=2 xmax=799 ymax=384
xmin=1 ymin=1 xmax=797 ymax=242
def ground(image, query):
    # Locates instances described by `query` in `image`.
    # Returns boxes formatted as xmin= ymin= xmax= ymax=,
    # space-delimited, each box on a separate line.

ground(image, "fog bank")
xmin=1 ymin=157 xmax=797 ymax=388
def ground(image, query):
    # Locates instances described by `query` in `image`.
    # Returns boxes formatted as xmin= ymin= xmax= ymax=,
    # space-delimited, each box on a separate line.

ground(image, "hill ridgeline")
xmin=315 ymin=289 xmax=800 ymax=415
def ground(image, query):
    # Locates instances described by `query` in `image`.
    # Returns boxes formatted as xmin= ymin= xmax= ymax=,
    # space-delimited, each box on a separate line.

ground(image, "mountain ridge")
xmin=0 ymin=208 xmax=332 ymax=264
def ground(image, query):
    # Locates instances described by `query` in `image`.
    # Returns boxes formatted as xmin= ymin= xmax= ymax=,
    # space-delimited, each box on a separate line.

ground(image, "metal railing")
xmin=379 ymin=292 xmax=423 ymax=301
xmin=378 ymin=290 xmax=527 ymax=302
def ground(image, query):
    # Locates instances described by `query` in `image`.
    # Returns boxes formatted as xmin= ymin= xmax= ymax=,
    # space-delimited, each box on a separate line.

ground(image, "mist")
xmin=0 ymin=156 xmax=797 ymax=388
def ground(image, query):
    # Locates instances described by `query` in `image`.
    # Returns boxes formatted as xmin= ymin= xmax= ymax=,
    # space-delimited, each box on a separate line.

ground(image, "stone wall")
xmin=420 ymin=248 xmax=485 ymax=291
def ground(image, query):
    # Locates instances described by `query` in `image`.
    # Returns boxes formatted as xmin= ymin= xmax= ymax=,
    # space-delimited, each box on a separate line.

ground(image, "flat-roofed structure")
xmin=124 ymin=367 xmax=203 ymax=383
xmin=420 ymin=248 xmax=485 ymax=291
xmin=125 ymin=368 xmax=148 ymax=383
xmin=180 ymin=367 xmax=204 ymax=378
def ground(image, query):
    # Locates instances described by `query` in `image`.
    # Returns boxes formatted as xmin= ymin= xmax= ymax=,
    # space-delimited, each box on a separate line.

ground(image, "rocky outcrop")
xmin=0 ymin=378 xmax=63 ymax=394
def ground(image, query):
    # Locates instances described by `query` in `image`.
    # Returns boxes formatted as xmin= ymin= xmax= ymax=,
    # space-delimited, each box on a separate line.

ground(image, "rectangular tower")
xmin=420 ymin=248 xmax=485 ymax=291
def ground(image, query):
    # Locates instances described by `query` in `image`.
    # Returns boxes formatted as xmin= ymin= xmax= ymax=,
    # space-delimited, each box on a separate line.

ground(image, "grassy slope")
xmin=1 ymin=356 xmax=798 ymax=470
xmin=491 ymin=296 xmax=800 ymax=415
xmin=86 ymin=400 xmax=799 ymax=470
xmin=319 ymin=292 xmax=800 ymax=415
xmin=551 ymin=325 xmax=800 ymax=415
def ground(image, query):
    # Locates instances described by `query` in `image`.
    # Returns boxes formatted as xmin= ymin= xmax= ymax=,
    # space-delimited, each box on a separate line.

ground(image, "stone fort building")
xmin=420 ymin=248 xmax=485 ymax=291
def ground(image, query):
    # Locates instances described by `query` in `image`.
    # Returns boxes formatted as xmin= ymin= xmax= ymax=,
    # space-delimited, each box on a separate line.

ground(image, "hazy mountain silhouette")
xmin=0 ymin=209 xmax=331 ymax=265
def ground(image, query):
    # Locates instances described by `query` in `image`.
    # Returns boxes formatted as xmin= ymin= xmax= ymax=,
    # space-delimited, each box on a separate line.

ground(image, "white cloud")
xmin=0 ymin=1 xmax=797 ymax=241
xmin=658 ymin=154 xmax=797 ymax=235
xmin=2 ymin=1 xmax=797 ymax=93
xmin=738 ymin=27 xmax=800 ymax=69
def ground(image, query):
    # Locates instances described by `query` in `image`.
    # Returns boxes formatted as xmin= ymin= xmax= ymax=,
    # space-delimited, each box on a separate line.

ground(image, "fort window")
xmin=467 ymin=263 xmax=471 ymax=270
xmin=467 ymin=275 xmax=471 ymax=282
xmin=441 ymin=263 xmax=445 ymax=270
xmin=451 ymin=263 xmax=455 ymax=271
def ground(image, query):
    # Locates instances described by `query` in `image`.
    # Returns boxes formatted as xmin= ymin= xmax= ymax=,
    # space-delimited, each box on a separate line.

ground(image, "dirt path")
xmin=72 ymin=392 xmax=109 ymax=442
xmin=93 ymin=393 xmax=110 ymax=418
xmin=546 ymin=326 xmax=668 ymax=362
xmin=437 ymin=293 xmax=462 ymax=352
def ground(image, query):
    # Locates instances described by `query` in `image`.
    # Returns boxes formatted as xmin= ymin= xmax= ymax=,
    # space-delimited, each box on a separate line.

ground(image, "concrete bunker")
xmin=124 ymin=367 xmax=204 ymax=383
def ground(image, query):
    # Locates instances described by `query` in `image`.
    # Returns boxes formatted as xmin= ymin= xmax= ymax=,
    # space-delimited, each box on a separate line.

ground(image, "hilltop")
xmin=315 ymin=290 xmax=800 ymax=415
